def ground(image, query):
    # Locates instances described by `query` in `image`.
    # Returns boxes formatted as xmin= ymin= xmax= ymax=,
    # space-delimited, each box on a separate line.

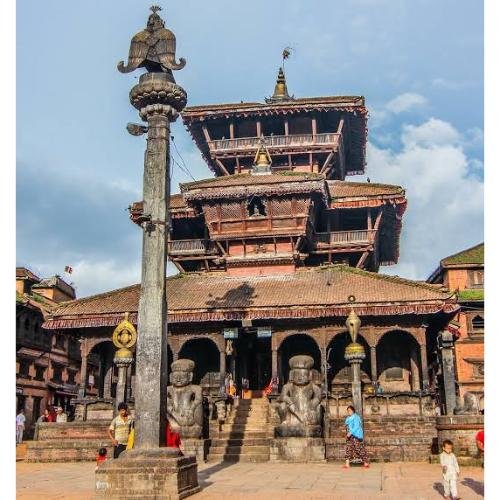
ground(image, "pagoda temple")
xmin=41 ymin=67 xmax=464 ymax=462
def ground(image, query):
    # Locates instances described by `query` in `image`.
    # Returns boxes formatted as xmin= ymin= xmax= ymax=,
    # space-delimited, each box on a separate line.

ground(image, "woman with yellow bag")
xmin=108 ymin=402 xmax=134 ymax=458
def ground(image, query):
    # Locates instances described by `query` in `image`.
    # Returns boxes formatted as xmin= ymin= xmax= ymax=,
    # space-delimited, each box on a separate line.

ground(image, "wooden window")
xmin=471 ymin=314 xmax=484 ymax=332
xmin=18 ymin=359 xmax=31 ymax=378
xmin=467 ymin=270 xmax=484 ymax=288
xmin=247 ymin=197 xmax=267 ymax=217
xmin=54 ymin=334 xmax=65 ymax=350
xmin=52 ymin=364 xmax=64 ymax=383
xmin=67 ymin=370 xmax=77 ymax=385
xmin=34 ymin=365 xmax=45 ymax=381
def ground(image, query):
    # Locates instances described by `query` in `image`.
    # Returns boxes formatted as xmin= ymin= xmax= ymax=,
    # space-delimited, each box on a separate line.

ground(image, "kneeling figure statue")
xmin=167 ymin=359 xmax=203 ymax=439
xmin=276 ymin=355 xmax=323 ymax=437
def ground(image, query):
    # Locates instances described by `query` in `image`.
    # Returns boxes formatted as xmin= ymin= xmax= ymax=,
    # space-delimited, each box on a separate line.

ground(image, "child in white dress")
xmin=439 ymin=439 xmax=460 ymax=500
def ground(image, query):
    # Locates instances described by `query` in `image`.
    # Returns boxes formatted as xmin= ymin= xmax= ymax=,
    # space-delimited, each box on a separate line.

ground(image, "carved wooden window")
xmin=247 ymin=197 xmax=267 ymax=217
xmin=272 ymin=198 xmax=293 ymax=216
xmin=220 ymin=202 xmax=241 ymax=220
xmin=67 ymin=370 xmax=77 ymax=385
xmin=467 ymin=270 xmax=484 ymax=288
xmin=55 ymin=334 xmax=65 ymax=350
xmin=52 ymin=364 xmax=64 ymax=383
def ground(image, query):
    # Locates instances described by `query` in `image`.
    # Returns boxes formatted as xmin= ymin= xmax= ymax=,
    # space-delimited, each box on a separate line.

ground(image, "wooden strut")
xmin=320 ymin=150 xmax=335 ymax=174
xmin=215 ymin=158 xmax=230 ymax=176
xmin=356 ymin=251 xmax=370 ymax=269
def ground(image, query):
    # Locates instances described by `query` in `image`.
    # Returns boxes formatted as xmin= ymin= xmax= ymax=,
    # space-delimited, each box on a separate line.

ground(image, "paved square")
xmin=16 ymin=461 xmax=484 ymax=499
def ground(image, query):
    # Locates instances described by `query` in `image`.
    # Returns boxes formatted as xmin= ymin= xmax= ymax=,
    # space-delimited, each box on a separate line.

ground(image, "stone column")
xmin=114 ymin=360 xmax=132 ymax=410
xmin=370 ymin=346 xmax=377 ymax=382
xmin=441 ymin=330 xmax=457 ymax=415
xmin=103 ymin=356 xmax=113 ymax=399
xmin=219 ymin=349 xmax=226 ymax=393
xmin=420 ymin=343 xmax=429 ymax=390
xmin=410 ymin=345 xmax=420 ymax=391
xmin=126 ymin=364 xmax=133 ymax=401
xmin=78 ymin=352 xmax=88 ymax=399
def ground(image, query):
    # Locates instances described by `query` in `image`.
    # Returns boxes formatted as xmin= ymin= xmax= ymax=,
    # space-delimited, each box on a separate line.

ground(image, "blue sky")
xmin=16 ymin=0 xmax=483 ymax=297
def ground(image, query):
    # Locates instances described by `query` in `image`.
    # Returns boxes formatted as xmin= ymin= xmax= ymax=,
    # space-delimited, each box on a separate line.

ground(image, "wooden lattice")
xmin=272 ymin=198 xmax=293 ymax=216
xmin=220 ymin=201 xmax=242 ymax=219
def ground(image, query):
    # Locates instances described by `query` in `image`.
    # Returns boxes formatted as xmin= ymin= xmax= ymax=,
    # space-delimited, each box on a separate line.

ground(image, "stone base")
xmin=95 ymin=448 xmax=200 ymax=499
xmin=270 ymin=437 xmax=325 ymax=462
xmin=436 ymin=415 xmax=484 ymax=459
xmin=181 ymin=438 xmax=209 ymax=463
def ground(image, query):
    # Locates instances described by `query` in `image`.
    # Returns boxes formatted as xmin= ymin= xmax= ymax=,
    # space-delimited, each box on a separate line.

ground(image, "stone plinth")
xmin=270 ymin=437 xmax=325 ymax=462
xmin=435 ymin=415 xmax=483 ymax=465
xmin=181 ymin=438 xmax=209 ymax=463
xmin=26 ymin=421 xmax=111 ymax=462
xmin=95 ymin=448 xmax=200 ymax=499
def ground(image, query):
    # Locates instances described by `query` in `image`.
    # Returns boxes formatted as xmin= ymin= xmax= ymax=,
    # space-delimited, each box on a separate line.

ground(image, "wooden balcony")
xmin=209 ymin=132 xmax=341 ymax=155
xmin=312 ymin=229 xmax=376 ymax=250
xmin=168 ymin=239 xmax=218 ymax=256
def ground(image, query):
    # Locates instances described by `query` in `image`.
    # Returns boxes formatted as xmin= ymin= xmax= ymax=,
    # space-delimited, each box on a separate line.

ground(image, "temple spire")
xmin=252 ymin=136 xmax=272 ymax=175
xmin=266 ymin=67 xmax=293 ymax=103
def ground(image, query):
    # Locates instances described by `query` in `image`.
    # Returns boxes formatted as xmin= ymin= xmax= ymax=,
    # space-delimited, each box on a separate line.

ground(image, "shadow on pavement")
xmin=198 ymin=461 xmax=237 ymax=489
xmin=461 ymin=477 xmax=484 ymax=497
xmin=432 ymin=482 xmax=445 ymax=497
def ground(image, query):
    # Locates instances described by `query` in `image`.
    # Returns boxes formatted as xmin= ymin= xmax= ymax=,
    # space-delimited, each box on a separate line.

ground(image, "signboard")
xmin=257 ymin=327 xmax=272 ymax=338
xmin=223 ymin=328 xmax=239 ymax=339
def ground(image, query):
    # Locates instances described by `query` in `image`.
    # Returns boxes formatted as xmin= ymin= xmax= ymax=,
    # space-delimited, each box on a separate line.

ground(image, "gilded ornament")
xmin=112 ymin=312 xmax=137 ymax=350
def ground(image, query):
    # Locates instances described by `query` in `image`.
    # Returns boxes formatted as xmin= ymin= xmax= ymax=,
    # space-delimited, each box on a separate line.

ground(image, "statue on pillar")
xmin=275 ymin=355 xmax=323 ymax=437
xmin=166 ymin=359 xmax=203 ymax=439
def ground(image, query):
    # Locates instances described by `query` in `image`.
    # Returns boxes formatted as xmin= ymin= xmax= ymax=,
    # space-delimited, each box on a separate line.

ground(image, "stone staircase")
xmin=208 ymin=397 xmax=270 ymax=462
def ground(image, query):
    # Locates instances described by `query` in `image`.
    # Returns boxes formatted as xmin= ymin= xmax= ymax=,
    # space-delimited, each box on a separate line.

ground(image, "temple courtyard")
xmin=16 ymin=460 xmax=484 ymax=499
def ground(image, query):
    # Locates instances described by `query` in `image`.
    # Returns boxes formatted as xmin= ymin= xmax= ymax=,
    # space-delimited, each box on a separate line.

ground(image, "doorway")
xmin=234 ymin=331 xmax=271 ymax=391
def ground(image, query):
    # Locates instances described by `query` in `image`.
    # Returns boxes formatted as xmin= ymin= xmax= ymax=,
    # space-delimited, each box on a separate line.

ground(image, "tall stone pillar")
xmin=272 ymin=348 xmax=278 ymax=380
xmin=441 ymin=330 xmax=457 ymax=415
xmin=96 ymin=7 xmax=199 ymax=498
xmin=78 ymin=351 xmax=88 ymax=399
xmin=420 ymin=343 xmax=429 ymax=390
xmin=126 ymin=364 xmax=133 ymax=401
xmin=344 ymin=302 xmax=365 ymax=416
xmin=370 ymin=346 xmax=377 ymax=383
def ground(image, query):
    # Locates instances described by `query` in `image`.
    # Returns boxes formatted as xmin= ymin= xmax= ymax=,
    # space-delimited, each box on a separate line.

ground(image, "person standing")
xmin=55 ymin=407 xmax=67 ymax=422
xmin=16 ymin=409 xmax=26 ymax=445
xmin=343 ymin=405 xmax=369 ymax=468
xmin=475 ymin=429 xmax=484 ymax=467
xmin=439 ymin=439 xmax=460 ymax=500
xmin=108 ymin=402 xmax=133 ymax=459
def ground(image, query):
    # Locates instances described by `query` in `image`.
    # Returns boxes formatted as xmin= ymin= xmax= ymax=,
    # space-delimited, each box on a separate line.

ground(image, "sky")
xmin=16 ymin=0 xmax=484 ymax=298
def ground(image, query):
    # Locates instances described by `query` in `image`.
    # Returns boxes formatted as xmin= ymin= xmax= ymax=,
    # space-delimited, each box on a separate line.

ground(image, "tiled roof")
xmin=170 ymin=193 xmax=188 ymax=209
xmin=181 ymin=172 xmax=325 ymax=191
xmin=182 ymin=96 xmax=365 ymax=117
xmin=441 ymin=243 xmax=484 ymax=267
xmin=45 ymin=265 xmax=457 ymax=329
xmin=32 ymin=276 xmax=75 ymax=299
xmin=327 ymin=181 xmax=405 ymax=199
xmin=16 ymin=267 xmax=41 ymax=282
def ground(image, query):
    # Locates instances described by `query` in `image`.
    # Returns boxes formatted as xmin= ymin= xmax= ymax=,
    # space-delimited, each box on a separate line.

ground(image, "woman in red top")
xmin=166 ymin=420 xmax=181 ymax=449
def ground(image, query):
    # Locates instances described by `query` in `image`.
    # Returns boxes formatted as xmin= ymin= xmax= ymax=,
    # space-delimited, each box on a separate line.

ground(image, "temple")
xmin=37 ymin=66 xmax=471 ymax=463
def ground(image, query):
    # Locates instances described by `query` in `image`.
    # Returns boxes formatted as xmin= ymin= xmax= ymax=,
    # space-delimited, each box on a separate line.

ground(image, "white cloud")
xmin=363 ymin=117 xmax=483 ymax=280
xmin=386 ymin=92 xmax=428 ymax=114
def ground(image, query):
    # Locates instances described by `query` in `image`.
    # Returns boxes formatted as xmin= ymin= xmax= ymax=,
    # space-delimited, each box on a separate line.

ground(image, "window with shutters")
xmin=467 ymin=270 xmax=484 ymax=288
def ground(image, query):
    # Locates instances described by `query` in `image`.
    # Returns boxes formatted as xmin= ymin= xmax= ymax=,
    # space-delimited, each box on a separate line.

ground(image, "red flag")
xmin=64 ymin=266 xmax=73 ymax=274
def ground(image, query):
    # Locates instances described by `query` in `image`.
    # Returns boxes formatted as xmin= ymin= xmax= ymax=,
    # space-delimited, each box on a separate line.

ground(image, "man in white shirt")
xmin=16 ymin=409 xmax=26 ymax=444
xmin=55 ymin=407 xmax=68 ymax=422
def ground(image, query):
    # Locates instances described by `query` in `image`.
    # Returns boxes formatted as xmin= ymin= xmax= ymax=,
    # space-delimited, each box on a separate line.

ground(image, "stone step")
xmin=206 ymin=453 xmax=270 ymax=463
xmin=225 ymin=417 xmax=268 ymax=424
xmin=222 ymin=424 xmax=268 ymax=432
xmin=209 ymin=445 xmax=270 ymax=455
xmin=217 ymin=431 xmax=268 ymax=439
xmin=210 ymin=438 xmax=270 ymax=447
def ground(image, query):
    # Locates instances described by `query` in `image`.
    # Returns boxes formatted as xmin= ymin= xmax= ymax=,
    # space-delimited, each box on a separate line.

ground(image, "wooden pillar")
xmin=420 ymin=343 xmax=429 ymax=389
xmin=367 ymin=209 xmax=373 ymax=230
xmin=370 ymin=346 xmax=377 ymax=382
xmin=312 ymin=116 xmax=317 ymax=137
xmin=284 ymin=119 xmax=289 ymax=136
xmin=410 ymin=345 xmax=420 ymax=391
xmin=220 ymin=349 xmax=226 ymax=377
xmin=256 ymin=120 xmax=262 ymax=137
xmin=229 ymin=121 xmax=234 ymax=139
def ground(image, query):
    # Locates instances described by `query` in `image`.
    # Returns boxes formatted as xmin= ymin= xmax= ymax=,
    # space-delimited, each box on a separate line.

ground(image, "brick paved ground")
xmin=16 ymin=461 xmax=484 ymax=499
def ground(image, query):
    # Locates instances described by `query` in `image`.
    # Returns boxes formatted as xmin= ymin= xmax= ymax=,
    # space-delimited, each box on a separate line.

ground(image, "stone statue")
xmin=275 ymin=355 xmax=323 ymax=437
xmin=453 ymin=392 xmax=478 ymax=415
xmin=166 ymin=359 xmax=203 ymax=438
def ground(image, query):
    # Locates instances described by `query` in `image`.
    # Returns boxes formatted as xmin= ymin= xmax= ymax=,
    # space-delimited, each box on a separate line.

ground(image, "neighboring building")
xmin=16 ymin=268 xmax=82 ymax=435
xmin=428 ymin=243 xmax=484 ymax=407
xmin=44 ymin=69 xmax=459 ymax=415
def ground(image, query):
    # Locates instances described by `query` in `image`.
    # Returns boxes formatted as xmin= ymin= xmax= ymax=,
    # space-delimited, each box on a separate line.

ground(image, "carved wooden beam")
xmin=215 ymin=158 xmax=230 ymax=176
xmin=320 ymin=150 xmax=335 ymax=174
xmin=356 ymin=251 xmax=370 ymax=269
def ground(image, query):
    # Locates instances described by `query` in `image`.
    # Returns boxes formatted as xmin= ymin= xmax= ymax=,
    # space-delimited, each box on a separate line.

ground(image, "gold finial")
xmin=273 ymin=67 xmax=290 ymax=100
xmin=253 ymin=137 xmax=272 ymax=173
xmin=112 ymin=312 xmax=137 ymax=352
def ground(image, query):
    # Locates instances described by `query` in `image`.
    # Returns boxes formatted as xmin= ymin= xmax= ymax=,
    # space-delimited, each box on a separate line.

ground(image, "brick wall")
xmin=436 ymin=415 xmax=483 ymax=458
xmin=326 ymin=416 xmax=437 ymax=462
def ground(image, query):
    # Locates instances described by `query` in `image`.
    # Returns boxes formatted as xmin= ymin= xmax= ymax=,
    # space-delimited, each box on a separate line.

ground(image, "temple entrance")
xmin=233 ymin=331 xmax=271 ymax=392
xmin=179 ymin=338 xmax=219 ymax=385
xmin=278 ymin=334 xmax=321 ymax=386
